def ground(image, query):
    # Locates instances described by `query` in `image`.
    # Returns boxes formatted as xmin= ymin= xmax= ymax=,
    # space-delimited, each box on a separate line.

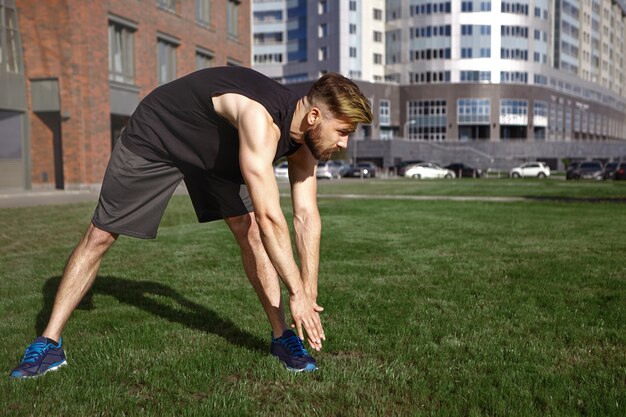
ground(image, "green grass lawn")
xmin=315 ymin=177 xmax=626 ymax=199
xmin=1 ymin=181 xmax=624 ymax=416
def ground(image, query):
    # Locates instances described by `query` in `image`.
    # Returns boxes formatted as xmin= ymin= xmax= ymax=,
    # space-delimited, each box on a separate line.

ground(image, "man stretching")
xmin=10 ymin=67 xmax=372 ymax=377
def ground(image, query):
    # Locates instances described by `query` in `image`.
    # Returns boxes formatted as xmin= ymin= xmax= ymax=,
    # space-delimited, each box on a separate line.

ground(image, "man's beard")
xmin=304 ymin=124 xmax=335 ymax=161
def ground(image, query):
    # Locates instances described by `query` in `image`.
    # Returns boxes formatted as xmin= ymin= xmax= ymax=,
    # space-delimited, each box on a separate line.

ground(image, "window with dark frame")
xmin=227 ymin=0 xmax=240 ymax=38
xmin=196 ymin=0 xmax=211 ymax=26
xmin=108 ymin=19 xmax=135 ymax=84
xmin=196 ymin=49 xmax=214 ymax=70
xmin=157 ymin=37 xmax=177 ymax=85
xmin=0 ymin=0 xmax=22 ymax=74
xmin=156 ymin=0 xmax=177 ymax=12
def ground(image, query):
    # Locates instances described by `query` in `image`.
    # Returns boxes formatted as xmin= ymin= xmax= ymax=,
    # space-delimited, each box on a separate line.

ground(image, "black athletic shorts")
xmin=92 ymin=139 xmax=253 ymax=239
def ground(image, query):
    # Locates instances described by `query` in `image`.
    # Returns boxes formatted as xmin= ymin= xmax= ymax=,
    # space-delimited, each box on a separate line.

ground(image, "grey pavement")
xmin=0 ymin=185 xmax=190 ymax=209
xmin=0 ymin=188 xmax=100 ymax=208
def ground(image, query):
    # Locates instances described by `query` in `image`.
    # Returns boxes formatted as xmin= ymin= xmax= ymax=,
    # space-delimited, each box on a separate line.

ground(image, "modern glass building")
xmin=253 ymin=0 xmax=386 ymax=83
xmin=253 ymin=0 xmax=626 ymax=149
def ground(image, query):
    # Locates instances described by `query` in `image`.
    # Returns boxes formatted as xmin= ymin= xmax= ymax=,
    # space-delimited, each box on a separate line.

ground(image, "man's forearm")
xmin=255 ymin=213 xmax=306 ymax=296
xmin=293 ymin=209 xmax=321 ymax=299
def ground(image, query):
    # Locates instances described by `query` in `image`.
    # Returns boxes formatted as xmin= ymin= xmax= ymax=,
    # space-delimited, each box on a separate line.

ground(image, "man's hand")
xmin=289 ymin=293 xmax=325 ymax=351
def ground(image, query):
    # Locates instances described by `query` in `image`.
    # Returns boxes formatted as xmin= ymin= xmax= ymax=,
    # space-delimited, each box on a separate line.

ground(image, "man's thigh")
xmin=92 ymin=140 xmax=184 ymax=239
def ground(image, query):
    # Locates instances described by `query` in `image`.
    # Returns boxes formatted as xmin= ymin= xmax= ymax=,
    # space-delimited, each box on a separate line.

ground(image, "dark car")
xmin=614 ymin=162 xmax=626 ymax=180
xmin=603 ymin=161 xmax=620 ymax=180
xmin=565 ymin=161 xmax=581 ymax=180
xmin=347 ymin=161 xmax=378 ymax=178
xmin=444 ymin=163 xmax=483 ymax=178
xmin=568 ymin=161 xmax=604 ymax=180
xmin=395 ymin=160 xmax=423 ymax=177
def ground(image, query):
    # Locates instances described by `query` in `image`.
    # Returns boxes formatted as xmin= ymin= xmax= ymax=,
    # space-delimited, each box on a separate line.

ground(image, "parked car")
xmin=316 ymin=160 xmax=344 ymax=179
xmin=346 ymin=161 xmax=378 ymax=178
xmin=568 ymin=161 xmax=604 ymax=180
xmin=331 ymin=160 xmax=352 ymax=177
xmin=565 ymin=161 xmax=581 ymax=180
xmin=614 ymin=162 xmax=626 ymax=180
xmin=509 ymin=162 xmax=550 ymax=178
xmin=444 ymin=163 xmax=483 ymax=178
xmin=404 ymin=162 xmax=455 ymax=179
xmin=395 ymin=160 xmax=423 ymax=177
xmin=273 ymin=161 xmax=289 ymax=180
xmin=603 ymin=161 xmax=620 ymax=180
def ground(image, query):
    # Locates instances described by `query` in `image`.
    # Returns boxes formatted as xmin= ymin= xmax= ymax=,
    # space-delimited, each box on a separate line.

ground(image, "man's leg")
xmin=224 ymin=213 xmax=288 ymax=339
xmin=43 ymin=223 xmax=118 ymax=341
xmin=10 ymin=223 xmax=117 ymax=378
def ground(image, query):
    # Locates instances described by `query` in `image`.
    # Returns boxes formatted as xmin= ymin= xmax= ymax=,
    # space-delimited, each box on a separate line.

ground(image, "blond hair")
xmin=307 ymin=73 xmax=373 ymax=124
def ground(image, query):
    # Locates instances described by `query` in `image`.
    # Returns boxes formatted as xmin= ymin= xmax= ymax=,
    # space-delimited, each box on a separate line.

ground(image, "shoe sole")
xmin=10 ymin=360 xmax=67 ymax=379
xmin=278 ymin=360 xmax=318 ymax=373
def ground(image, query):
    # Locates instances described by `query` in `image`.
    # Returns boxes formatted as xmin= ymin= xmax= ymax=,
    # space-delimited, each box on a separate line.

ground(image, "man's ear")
xmin=307 ymin=107 xmax=321 ymax=126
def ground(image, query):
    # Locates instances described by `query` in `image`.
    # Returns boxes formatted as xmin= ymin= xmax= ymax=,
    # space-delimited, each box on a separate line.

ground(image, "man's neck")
xmin=290 ymin=98 xmax=310 ymax=144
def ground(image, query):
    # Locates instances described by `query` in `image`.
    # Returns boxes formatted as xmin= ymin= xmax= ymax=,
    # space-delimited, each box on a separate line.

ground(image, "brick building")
xmin=0 ymin=0 xmax=249 ymax=190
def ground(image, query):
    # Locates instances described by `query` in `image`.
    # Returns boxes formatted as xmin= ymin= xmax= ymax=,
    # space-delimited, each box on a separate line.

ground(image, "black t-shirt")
xmin=121 ymin=67 xmax=302 ymax=178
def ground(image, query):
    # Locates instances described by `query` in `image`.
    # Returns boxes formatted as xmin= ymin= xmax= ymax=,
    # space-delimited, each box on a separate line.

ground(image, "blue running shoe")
xmin=270 ymin=330 xmax=317 ymax=372
xmin=10 ymin=337 xmax=67 ymax=379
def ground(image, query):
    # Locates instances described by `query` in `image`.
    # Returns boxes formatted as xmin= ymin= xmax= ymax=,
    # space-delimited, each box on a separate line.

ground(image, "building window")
xmin=253 ymin=53 xmax=283 ymax=64
xmin=379 ymin=100 xmax=390 ymax=126
xmin=227 ymin=0 xmax=240 ymax=39
xmin=460 ymin=71 xmax=490 ymax=82
xmin=254 ymin=32 xmax=283 ymax=45
xmin=407 ymin=100 xmax=447 ymax=141
xmin=196 ymin=0 xmax=211 ymax=26
xmin=196 ymin=49 xmax=214 ymax=70
xmin=156 ymin=0 xmax=177 ymax=12
xmin=373 ymin=53 xmax=383 ymax=64
xmin=409 ymin=71 xmax=451 ymax=84
xmin=0 ymin=110 xmax=22 ymax=160
xmin=457 ymin=99 xmax=490 ymax=124
xmin=319 ymin=46 xmax=327 ymax=61
xmin=373 ymin=8 xmax=383 ymax=20
xmin=349 ymin=24 xmax=357 ymax=34
xmin=319 ymin=23 xmax=327 ymax=38
xmin=108 ymin=20 xmax=135 ymax=84
xmin=318 ymin=0 xmax=327 ymax=14
xmin=500 ymin=71 xmax=528 ymax=83
xmin=349 ymin=1 xmax=357 ymax=11
xmin=500 ymin=99 xmax=528 ymax=125
xmin=157 ymin=37 xmax=177 ymax=85
xmin=349 ymin=47 xmax=357 ymax=58
xmin=373 ymin=31 xmax=382 ymax=42
xmin=0 ymin=1 xmax=21 ymax=74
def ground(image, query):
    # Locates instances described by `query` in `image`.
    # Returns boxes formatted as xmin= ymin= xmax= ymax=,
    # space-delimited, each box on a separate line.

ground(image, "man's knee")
xmin=225 ymin=213 xmax=261 ymax=246
xmin=84 ymin=223 xmax=118 ymax=251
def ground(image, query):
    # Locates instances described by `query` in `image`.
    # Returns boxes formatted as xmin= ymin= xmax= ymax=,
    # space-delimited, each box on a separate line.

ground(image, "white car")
xmin=404 ymin=162 xmax=456 ymax=179
xmin=316 ymin=160 xmax=344 ymax=179
xmin=509 ymin=162 xmax=550 ymax=178
xmin=273 ymin=161 xmax=289 ymax=180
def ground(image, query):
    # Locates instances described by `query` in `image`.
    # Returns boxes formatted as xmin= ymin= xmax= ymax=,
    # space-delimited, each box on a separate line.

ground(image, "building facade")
xmin=253 ymin=0 xmax=386 ymax=83
xmin=253 ymin=0 xmax=626 ymax=169
xmin=0 ymin=0 xmax=249 ymax=190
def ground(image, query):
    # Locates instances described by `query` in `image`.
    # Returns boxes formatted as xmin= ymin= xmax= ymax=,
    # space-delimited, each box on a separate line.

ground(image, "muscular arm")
xmin=288 ymin=146 xmax=322 ymax=301
xmin=212 ymin=93 xmax=324 ymax=349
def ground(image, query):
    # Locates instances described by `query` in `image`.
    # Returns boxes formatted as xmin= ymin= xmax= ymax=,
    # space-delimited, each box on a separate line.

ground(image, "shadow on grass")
xmin=36 ymin=276 xmax=266 ymax=353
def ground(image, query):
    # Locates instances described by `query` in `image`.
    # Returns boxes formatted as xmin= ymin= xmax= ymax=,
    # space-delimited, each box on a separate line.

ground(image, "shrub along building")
xmin=0 ymin=0 xmax=249 ymax=190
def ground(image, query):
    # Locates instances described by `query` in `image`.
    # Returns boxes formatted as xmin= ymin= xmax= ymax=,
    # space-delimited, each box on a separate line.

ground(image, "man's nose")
xmin=337 ymin=136 xmax=349 ymax=149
